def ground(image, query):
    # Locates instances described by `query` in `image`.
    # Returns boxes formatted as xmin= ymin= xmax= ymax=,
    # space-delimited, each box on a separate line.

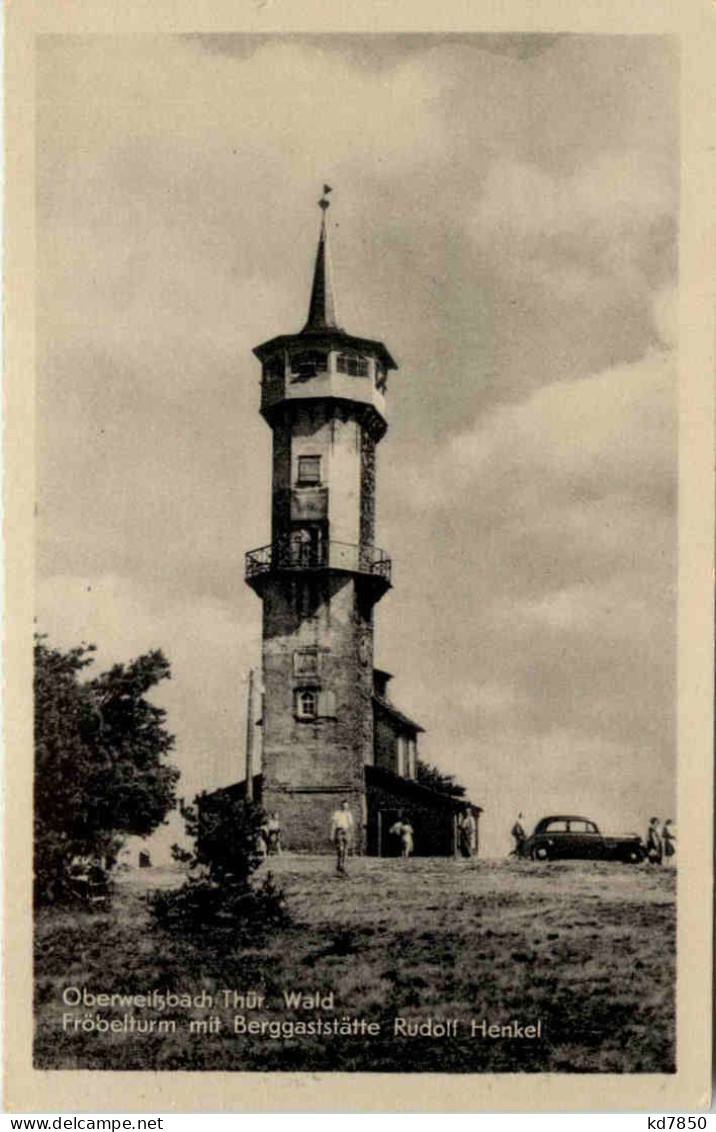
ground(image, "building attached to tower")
xmin=228 ymin=197 xmax=481 ymax=856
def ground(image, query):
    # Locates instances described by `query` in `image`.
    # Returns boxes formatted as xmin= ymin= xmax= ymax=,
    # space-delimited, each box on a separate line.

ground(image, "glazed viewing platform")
xmin=245 ymin=539 xmax=392 ymax=594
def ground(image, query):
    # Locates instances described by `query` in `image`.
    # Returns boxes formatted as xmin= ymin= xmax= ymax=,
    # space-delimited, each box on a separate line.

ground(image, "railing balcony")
xmin=245 ymin=540 xmax=392 ymax=590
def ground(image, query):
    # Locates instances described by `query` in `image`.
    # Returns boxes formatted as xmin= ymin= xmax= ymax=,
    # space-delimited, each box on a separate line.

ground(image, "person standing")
xmin=645 ymin=817 xmax=663 ymax=865
xmin=511 ymin=813 xmax=526 ymax=855
xmin=330 ymin=799 xmax=354 ymax=875
xmin=459 ymin=808 xmax=477 ymax=857
xmin=389 ymin=816 xmax=404 ymax=856
xmin=661 ymin=819 xmax=675 ymax=864
xmin=265 ymin=811 xmax=282 ymax=856
xmin=399 ymin=818 xmax=414 ymax=859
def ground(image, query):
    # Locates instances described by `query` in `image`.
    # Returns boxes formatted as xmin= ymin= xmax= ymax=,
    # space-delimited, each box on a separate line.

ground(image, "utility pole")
xmin=245 ymin=667 xmax=255 ymax=799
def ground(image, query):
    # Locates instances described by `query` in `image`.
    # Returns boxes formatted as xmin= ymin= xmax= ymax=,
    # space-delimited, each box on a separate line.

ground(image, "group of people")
xmin=263 ymin=801 xmax=479 ymax=875
xmin=388 ymin=816 xmax=415 ymax=859
xmin=262 ymin=807 xmax=676 ymax=869
xmin=645 ymin=817 xmax=676 ymax=865
xmin=507 ymin=812 xmax=676 ymax=864
xmin=258 ymin=801 xmax=359 ymax=874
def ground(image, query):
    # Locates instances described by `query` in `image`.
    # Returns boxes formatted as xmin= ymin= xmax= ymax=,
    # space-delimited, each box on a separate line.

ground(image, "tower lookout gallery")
xmin=240 ymin=192 xmax=482 ymax=856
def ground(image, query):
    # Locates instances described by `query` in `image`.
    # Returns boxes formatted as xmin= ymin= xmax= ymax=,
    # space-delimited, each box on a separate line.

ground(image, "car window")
xmin=569 ymin=820 xmax=588 ymax=833
xmin=546 ymin=820 xmax=568 ymax=832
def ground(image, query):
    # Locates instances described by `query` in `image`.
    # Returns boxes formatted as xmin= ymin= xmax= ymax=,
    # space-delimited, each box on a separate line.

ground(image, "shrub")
xmin=151 ymin=792 xmax=288 ymax=940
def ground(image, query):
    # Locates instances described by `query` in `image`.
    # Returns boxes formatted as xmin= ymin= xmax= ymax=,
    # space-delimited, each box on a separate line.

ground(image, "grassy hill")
xmin=34 ymin=856 xmax=675 ymax=1073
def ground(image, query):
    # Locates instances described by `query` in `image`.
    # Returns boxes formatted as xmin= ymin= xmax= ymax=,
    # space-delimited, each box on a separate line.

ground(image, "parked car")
xmin=66 ymin=857 xmax=112 ymax=905
xmin=518 ymin=815 xmax=645 ymax=863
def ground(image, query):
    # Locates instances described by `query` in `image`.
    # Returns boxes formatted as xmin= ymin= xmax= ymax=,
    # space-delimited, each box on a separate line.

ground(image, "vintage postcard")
xmin=4 ymin=0 xmax=714 ymax=1113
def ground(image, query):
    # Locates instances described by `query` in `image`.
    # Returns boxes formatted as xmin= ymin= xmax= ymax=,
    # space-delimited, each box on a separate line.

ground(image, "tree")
xmin=152 ymin=792 xmax=288 ymax=937
xmin=416 ymin=759 xmax=467 ymax=799
xmin=34 ymin=635 xmax=180 ymax=904
xmin=176 ymin=791 xmax=265 ymax=887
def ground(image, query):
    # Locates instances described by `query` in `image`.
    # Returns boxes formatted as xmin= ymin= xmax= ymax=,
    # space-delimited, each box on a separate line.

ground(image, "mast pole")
xmin=245 ymin=667 xmax=255 ymax=799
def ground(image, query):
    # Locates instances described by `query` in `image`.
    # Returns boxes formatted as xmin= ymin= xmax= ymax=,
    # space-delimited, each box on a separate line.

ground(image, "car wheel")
xmin=625 ymin=848 xmax=643 ymax=864
xmin=532 ymin=845 xmax=550 ymax=862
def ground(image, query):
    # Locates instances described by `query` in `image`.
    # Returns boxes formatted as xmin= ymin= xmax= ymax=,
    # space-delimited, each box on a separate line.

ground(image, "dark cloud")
xmin=188 ymin=32 xmax=564 ymax=69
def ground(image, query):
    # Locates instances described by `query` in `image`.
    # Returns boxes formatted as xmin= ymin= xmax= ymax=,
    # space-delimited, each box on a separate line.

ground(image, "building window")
xmin=407 ymin=738 xmax=417 ymax=779
xmin=297 ymin=455 xmax=322 ymax=486
xmin=375 ymin=365 xmax=387 ymax=393
xmin=294 ymin=687 xmax=337 ymax=721
xmin=295 ymin=689 xmax=318 ymax=720
xmin=294 ymin=648 xmax=320 ymax=678
xmin=337 ymin=353 xmax=369 ymax=377
xmin=290 ymin=351 xmax=328 ymax=378
xmin=396 ymin=736 xmax=406 ymax=778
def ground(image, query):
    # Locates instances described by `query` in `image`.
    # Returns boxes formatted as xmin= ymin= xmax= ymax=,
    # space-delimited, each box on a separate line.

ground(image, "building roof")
xmin=373 ymin=694 xmax=425 ymax=734
xmin=373 ymin=667 xmax=393 ymax=685
xmin=366 ymin=764 xmax=482 ymax=813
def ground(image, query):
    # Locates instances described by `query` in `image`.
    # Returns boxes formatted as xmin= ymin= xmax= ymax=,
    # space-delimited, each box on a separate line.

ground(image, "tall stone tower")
xmin=245 ymin=192 xmax=397 ymax=851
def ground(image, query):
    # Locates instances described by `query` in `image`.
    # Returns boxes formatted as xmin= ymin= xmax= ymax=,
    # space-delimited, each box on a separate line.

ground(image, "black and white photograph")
xmin=5 ymin=9 xmax=713 ymax=1111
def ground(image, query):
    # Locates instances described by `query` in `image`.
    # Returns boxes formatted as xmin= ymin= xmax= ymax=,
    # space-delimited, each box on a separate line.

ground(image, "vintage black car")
xmin=518 ymin=815 xmax=645 ymax=863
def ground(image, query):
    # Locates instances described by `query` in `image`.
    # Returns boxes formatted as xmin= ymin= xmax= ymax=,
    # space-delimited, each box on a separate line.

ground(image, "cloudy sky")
xmin=36 ymin=34 xmax=678 ymax=856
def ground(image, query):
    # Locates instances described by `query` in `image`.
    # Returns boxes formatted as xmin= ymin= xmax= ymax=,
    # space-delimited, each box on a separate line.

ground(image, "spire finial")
xmin=304 ymin=186 xmax=340 ymax=332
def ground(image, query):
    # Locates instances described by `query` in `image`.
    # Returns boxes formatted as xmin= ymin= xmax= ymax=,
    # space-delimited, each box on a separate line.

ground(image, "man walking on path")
xmin=330 ymin=799 xmax=354 ymax=875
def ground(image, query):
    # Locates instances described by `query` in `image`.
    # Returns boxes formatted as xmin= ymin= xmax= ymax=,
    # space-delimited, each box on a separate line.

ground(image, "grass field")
xmin=34 ymin=856 xmax=675 ymax=1073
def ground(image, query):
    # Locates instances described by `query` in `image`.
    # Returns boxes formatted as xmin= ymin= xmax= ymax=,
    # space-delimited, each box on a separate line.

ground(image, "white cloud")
xmin=470 ymin=152 xmax=676 ymax=308
xmin=392 ymin=346 xmax=675 ymax=518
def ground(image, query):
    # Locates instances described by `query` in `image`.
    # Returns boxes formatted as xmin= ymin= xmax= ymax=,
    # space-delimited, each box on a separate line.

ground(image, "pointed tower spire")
xmin=303 ymin=187 xmax=341 ymax=332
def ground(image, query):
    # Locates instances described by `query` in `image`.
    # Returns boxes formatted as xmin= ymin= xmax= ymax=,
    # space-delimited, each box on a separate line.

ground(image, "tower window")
xmin=297 ymin=455 xmax=322 ymax=486
xmin=337 ymin=353 xmax=368 ymax=377
xmin=295 ymin=689 xmax=318 ymax=720
xmin=375 ymin=365 xmax=387 ymax=393
xmin=290 ymin=351 xmax=328 ymax=378
xmin=263 ymin=355 xmax=284 ymax=380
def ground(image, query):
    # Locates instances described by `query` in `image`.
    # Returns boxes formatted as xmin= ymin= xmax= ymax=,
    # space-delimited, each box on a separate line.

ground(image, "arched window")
xmin=295 ymin=689 xmax=317 ymax=720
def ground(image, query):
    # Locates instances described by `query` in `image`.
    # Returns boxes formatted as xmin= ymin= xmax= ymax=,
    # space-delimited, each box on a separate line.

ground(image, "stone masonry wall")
xmin=261 ymin=572 xmax=374 ymax=851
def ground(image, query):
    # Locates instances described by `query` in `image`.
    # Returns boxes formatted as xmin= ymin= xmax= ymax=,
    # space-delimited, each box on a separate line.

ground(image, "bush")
xmin=151 ymin=792 xmax=288 ymax=940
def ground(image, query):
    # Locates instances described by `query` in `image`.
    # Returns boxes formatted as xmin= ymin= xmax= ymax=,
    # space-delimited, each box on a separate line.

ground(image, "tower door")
xmin=290 ymin=523 xmax=326 ymax=567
